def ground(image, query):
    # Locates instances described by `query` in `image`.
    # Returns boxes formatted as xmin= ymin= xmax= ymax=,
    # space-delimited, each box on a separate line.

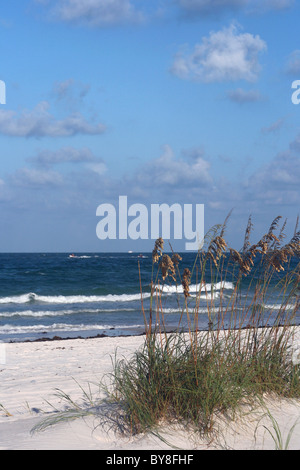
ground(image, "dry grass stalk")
xmin=159 ymin=254 xmax=176 ymax=281
xmin=227 ymin=216 xmax=300 ymax=276
xmin=182 ymin=268 xmax=191 ymax=299
xmin=207 ymin=235 xmax=227 ymax=267
xmin=152 ymin=237 xmax=164 ymax=263
xmin=171 ymin=253 xmax=182 ymax=266
xmin=242 ymin=215 xmax=253 ymax=253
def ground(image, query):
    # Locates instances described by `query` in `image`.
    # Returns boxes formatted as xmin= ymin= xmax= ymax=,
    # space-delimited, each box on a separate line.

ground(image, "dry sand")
xmin=1 ymin=332 xmax=300 ymax=450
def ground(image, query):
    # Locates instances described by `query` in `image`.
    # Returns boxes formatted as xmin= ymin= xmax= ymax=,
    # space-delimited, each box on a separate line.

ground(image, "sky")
xmin=0 ymin=0 xmax=300 ymax=252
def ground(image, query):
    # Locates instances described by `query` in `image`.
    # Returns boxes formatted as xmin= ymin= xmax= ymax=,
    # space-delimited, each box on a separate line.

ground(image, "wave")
xmin=0 ymin=281 xmax=234 ymax=307
xmin=262 ymin=303 xmax=297 ymax=311
xmin=0 ymin=307 xmax=137 ymax=318
xmin=163 ymin=307 xmax=218 ymax=314
xmin=0 ymin=292 xmax=151 ymax=305
xmin=0 ymin=282 xmax=234 ymax=306
xmin=0 ymin=323 xmax=143 ymax=335
xmin=156 ymin=281 xmax=234 ymax=295
xmin=0 ymin=293 xmax=36 ymax=304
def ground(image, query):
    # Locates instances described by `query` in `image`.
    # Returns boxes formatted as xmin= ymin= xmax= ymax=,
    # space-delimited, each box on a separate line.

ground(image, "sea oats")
xmin=182 ymin=268 xmax=191 ymax=298
xmin=152 ymin=237 xmax=164 ymax=263
xmin=159 ymin=254 xmax=176 ymax=281
xmin=207 ymin=235 xmax=227 ymax=267
xmin=242 ymin=215 xmax=253 ymax=253
xmin=171 ymin=253 xmax=182 ymax=267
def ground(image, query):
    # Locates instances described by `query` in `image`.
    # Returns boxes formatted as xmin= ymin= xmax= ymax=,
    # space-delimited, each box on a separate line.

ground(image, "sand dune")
xmin=1 ymin=334 xmax=300 ymax=450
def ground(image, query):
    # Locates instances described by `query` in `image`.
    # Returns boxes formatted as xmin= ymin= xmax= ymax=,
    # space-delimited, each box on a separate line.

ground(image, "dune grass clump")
xmin=106 ymin=215 xmax=300 ymax=438
xmin=108 ymin=325 xmax=300 ymax=437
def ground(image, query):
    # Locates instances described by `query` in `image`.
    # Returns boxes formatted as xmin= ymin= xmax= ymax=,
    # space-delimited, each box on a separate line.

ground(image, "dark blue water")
xmin=0 ymin=252 xmax=298 ymax=342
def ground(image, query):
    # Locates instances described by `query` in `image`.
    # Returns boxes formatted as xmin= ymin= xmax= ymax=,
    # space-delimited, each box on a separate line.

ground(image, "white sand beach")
xmin=1 ymin=332 xmax=300 ymax=450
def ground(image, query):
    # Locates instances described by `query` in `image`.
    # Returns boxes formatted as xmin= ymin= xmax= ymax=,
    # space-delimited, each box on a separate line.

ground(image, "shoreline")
xmin=3 ymin=320 xmax=300 ymax=344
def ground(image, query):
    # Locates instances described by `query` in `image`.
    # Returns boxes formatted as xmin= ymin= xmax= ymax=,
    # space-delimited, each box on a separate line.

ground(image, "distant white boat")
xmin=128 ymin=251 xmax=133 ymax=253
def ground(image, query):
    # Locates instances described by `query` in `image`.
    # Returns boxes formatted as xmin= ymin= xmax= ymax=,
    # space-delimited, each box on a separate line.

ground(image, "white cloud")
xmin=41 ymin=0 xmax=144 ymax=26
xmin=31 ymin=147 xmax=98 ymax=167
xmin=0 ymin=101 xmax=106 ymax=137
xmin=28 ymin=146 xmax=107 ymax=177
xmin=7 ymin=146 xmax=109 ymax=203
xmin=171 ymin=24 xmax=267 ymax=83
xmin=132 ymin=145 xmax=212 ymax=190
xmin=226 ymin=87 xmax=264 ymax=103
xmin=245 ymin=151 xmax=300 ymax=195
xmin=12 ymin=168 xmax=63 ymax=187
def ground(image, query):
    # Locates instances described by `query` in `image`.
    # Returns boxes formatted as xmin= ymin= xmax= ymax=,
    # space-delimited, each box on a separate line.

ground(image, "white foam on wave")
xmin=156 ymin=281 xmax=234 ymax=295
xmin=0 ymin=293 xmax=34 ymax=304
xmin=163 ymin=306 xmax=218 ymax=314
xmin=199 ymin=292 xmax=220 ymax=300
xmin=0 ymin=292 xmax=151 ymax=305
xmin=0 ymin=282 xmax=233 ymax=306
xmin=35 ymin=293 xmax=149 ymax=304
xmin=0 ymin=323 xmax=143 ymax=335
xmin=263 ymin=303 xmax=297 ymax=311
xmin=0 ymin=307 xmax=137 ymax=318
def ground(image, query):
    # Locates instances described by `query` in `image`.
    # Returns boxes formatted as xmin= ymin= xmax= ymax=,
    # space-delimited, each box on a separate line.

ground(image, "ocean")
xmin=0 ymin=252 xmax=299 ymax=343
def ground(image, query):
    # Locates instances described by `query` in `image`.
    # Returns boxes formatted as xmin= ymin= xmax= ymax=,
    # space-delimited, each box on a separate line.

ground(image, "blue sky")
xmin=0 ymin=0 xmax=299 ymax=252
